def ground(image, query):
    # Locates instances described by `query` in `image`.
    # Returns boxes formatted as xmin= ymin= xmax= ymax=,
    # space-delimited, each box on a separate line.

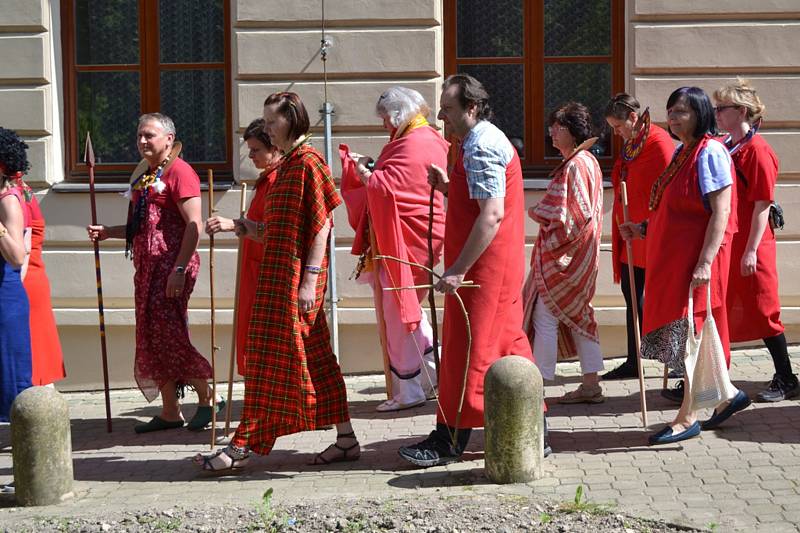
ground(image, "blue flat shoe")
xmin=648 ymin=421 xmax=701 ymax=445
xmin=701 ymin=390 xmax=751 ymax=430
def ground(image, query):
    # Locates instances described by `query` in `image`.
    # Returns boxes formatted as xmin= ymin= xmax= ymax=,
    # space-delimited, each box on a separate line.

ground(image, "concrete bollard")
xmin=10 ymin=386 xmax=74 ymax=506
xmin=484 ymin=355 xmax=544 ymax=484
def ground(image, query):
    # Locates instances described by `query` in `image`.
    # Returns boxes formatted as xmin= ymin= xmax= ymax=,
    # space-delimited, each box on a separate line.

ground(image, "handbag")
xmin=769 ymin=202 xmax=784 ymax=231
xmin=683 ymin=281 xmax=738 ymax=411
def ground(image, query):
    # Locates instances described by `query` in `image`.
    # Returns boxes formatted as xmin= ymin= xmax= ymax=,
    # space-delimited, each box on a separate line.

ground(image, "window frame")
xmin=60 ymin=0 xmax=232 ymax=182
xmin=443 ymin=0 xmax=626 ymax=176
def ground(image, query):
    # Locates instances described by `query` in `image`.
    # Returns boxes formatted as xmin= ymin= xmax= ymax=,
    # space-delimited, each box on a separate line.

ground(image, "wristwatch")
xmin=174 ymin=266 xmax=186 ymax=275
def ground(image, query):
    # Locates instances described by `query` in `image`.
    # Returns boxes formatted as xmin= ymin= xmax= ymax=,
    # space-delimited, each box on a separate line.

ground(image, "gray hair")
xmin=138 ymin=113 xmax=176 ymax=136
xmin=375 ymin=87 xmax=430 ymax=129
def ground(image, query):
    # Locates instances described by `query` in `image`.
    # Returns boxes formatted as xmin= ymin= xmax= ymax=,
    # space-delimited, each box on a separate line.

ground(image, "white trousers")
xmin=373 ymin=268 xmax=437 ymax=404
xmin=533 ymin=298 xmax=604 ymax=381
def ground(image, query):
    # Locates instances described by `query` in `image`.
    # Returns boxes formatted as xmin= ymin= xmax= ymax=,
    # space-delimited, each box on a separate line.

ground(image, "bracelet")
xmin=174 ymin=265 xmax=186 ymax=275
xmin=256 ymin=222 xmax=266 ymax=239
xmin=304 ymin=265 xmax=323 ymax=274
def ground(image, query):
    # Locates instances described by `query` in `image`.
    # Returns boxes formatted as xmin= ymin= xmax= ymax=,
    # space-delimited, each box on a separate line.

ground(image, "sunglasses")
xmin=714 ymin=105 xmax=740 ymax=113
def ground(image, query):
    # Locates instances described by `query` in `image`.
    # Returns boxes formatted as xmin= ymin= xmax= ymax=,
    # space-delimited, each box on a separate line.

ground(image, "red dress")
xmin=235 ymin=170 xmax=277 ymax=375
xmin=438 ymin=148 xmax=533 ymax=429
xmin=610 ymin=125 xmax=674 ymax=282
xmin=131 ymin=158 xmax=211 ymax=401
xmin=726 ymin=134 xmax=783 ymax=341
xmin=22 ymin=196 xmax=66 ymax=385
xmin=234 ymin=144 xmax=348 ymax=454
xmin=642 ymin=136 xmax=737 ymax=368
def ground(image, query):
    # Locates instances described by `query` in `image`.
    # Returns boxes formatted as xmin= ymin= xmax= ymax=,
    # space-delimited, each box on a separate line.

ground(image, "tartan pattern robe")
xmin=234 ymin=144 xmax=349 ymax=454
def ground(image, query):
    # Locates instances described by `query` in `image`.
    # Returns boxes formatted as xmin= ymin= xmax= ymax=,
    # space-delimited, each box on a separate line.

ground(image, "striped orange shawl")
xmin=523 ymin=150 xmax=603 ymax=356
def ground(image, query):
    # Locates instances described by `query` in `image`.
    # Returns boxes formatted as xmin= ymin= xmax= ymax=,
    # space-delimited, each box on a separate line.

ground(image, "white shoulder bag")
xmin=684 ymin=281 xmax=738 ymax=411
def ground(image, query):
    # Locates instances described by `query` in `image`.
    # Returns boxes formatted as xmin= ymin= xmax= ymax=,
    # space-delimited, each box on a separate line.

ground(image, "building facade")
xmin=1 ymin=0 xmax=798 ymax=390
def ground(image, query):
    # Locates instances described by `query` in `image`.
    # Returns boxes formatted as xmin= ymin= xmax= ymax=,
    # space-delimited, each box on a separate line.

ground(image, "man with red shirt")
xmin=88 ymin=113 xmax=220 ymax=434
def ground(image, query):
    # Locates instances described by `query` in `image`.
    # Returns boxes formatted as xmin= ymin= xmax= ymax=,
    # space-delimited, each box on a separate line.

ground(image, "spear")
xmin=84 ymin=132 xmax=113 ymax=433
xmin=208 ymin=169 xmax=219 ymax=449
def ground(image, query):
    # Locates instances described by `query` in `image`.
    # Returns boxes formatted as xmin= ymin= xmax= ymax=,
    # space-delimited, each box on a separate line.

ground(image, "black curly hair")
xmin=548 ymin=101 xmax=594 ymax=145
xmin=0 ymin=127 xmax=30 ymax=185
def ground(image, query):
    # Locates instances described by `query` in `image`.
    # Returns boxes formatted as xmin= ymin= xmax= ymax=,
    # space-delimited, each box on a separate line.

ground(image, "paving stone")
xmin=0 ymin=350 xmax=797 ymax=532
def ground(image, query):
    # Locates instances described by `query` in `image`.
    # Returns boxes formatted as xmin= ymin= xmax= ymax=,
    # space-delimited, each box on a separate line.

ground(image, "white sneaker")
xmin=375 ymin=398 xmax=426 ymax=412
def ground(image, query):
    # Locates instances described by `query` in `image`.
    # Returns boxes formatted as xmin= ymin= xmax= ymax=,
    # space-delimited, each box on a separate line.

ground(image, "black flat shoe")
xmin=648 ymin=421 xmax=700 ymax=445
xmin=701 ymin=390 xmax=751 ymax=430
xmin=661 ymin=381 xmax=684 ymax=404
xmin=134 ymin=416 xmax=184 ymax=434
xmin=602 ymin=363 xmax=639 ymax=381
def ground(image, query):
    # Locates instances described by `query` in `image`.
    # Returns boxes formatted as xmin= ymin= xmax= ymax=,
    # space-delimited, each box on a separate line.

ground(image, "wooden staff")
xmin=84 ymin=133 xmax=113 ymax=433
xmin=223 ymin=183 xmax=247 ymax=438
xmin=621 ymin=182 xmax=648 ymax=427
xmin=427 ymin=186 xmax=441 ymax=382
xmin=207 ymin=170 xmax=219 ymax=448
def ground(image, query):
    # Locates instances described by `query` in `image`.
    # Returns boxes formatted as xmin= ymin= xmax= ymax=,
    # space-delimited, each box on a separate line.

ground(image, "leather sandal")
xmin=310 ymin=432 xmax=361 ymax=465
xmin=193 ymin=446 xmax=250 ymax=473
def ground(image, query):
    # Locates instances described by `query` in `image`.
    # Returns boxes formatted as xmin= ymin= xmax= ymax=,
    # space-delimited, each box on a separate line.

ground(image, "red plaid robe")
xmin=233 ymin=144 xmax=348 ymax=454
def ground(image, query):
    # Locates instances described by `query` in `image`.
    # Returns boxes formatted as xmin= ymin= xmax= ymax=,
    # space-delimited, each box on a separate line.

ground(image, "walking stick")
xmin=207 ymin=170 xmax=219 ymax=449
xmin=223 ymin=183 xmax=247 ymax=438
xmin=427 ymin=186 xmax=441 ymax=382
xmin=84 ymin=133 xmax=113 ymax=433
xmin=620 ymin=182 xmax=648 ymax=427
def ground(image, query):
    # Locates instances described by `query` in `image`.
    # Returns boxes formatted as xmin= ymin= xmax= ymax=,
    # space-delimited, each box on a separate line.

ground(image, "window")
xmin=61 ymin=0 xmax=231 ymax=180
xmin=444 ymin=0 xmax=625 ymax=174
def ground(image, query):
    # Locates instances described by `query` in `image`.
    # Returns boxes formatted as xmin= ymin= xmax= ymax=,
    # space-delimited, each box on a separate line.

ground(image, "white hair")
xmin=138 ymin=113 xmax=176 ymax=136
xmin=375 ymin=87 xmax=430 ymax=129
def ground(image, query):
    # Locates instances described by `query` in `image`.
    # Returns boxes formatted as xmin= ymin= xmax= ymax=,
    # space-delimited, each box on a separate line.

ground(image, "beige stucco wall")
xmin=1 ymin=1 xmax=799 ymax=391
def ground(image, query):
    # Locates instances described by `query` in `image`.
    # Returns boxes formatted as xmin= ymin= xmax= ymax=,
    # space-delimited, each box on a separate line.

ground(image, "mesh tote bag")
xmin=684 ymin=281 xmax=738 ymax=411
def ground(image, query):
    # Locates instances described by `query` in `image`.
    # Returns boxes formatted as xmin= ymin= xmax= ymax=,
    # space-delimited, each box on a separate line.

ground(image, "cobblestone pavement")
xmin=1 ymin=347 xmax=799 ymax=532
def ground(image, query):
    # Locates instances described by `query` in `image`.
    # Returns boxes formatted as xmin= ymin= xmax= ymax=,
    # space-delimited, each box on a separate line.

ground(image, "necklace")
xmin=622 ymin=109 xmax=651 ymax=163
xmin=725 ymin=117 xmax=761 ymax=156
xmin=649 ymin=137 xmax=701 ymax=211
xmin=132 ymin=154 xmax=171 ymax=193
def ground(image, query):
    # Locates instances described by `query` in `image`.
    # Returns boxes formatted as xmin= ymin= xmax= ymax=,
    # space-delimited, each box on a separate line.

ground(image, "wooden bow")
xmin=374 ymin=254 xmax=473 ymax=449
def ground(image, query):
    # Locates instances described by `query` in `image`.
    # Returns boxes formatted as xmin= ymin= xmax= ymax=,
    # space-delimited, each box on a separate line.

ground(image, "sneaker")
xmin=602 ymin=362 xmax=639 ymax=381
xmin=398 ymin=431 xmax=461 ymax=468
xmin=661 ymin=381 xmax=684 ymax=404
xmin=757 ymin=374 xmax=800 ymax=403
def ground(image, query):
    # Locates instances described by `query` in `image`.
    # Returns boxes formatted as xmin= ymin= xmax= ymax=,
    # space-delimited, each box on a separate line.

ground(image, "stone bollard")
xmin=10 ymin=386 xmax=74 ymax=506
xmin=484 ymin=355 xmax=544 ymax=484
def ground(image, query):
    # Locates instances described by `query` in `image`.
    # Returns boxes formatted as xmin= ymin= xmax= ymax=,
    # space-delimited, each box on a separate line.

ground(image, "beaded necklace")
xmin=648 ymin=137 xmax=701 ymax=211
xmin=621 ymin=108 xmax=651 ymax=162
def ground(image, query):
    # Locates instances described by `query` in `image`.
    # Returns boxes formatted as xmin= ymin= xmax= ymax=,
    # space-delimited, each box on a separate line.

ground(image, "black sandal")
xmin=310 ymin=432 xmax=360 ymax=465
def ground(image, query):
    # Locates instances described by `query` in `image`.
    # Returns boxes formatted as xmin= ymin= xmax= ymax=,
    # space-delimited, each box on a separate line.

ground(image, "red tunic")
xmin=726 ymin=134 xmax=783 ymax=341
xmin=642 ymin=136 xmax=737 ymax=366
xmin=235 ymin=170 xmax=277 ymax=375
xmin=22 ymin=196 xmax=66 ymax=385
xmin=235 ymin=144 xmax=348 ymax=454
xmin=611 ymin=125 xmax=674 ymax=282
xmin=438 ymin=148 xmax=532 ymax=429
